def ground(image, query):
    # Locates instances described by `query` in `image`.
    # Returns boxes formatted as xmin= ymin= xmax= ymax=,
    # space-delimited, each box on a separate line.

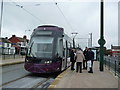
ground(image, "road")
xmin=1 ymin=63 xmax=56 ymax=89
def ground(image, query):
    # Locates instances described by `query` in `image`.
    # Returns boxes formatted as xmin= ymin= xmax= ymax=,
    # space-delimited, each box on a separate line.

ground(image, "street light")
xmin=98 ymin=0 xmax=106 ymax=71
xmin=71 ymin=32 xmax=78 ymax=48
xmin=89 ymin=32 xmax=92 ymax=48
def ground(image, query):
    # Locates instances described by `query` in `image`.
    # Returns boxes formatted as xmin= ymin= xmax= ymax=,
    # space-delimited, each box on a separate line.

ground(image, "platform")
xmin=49 ymin=61 xmax=119 ymax=88
xmin=0 ymin=57 xmax=25 ymax=66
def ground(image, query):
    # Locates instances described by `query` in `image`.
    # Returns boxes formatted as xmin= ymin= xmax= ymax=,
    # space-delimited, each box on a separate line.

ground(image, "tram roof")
xmin=34 ymin=25 xmax=64 ymax=32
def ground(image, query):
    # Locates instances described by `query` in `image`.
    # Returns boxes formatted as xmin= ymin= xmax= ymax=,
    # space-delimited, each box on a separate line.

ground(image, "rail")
xmin=104 ymin=56 xmax=120 ymax=77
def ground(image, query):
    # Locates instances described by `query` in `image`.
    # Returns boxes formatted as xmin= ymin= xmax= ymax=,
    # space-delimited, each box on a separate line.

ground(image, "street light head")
xmin=16 ymin=5 xmax=23 ymax=8
xmin=71 ymin=32 xmax=78 ymax=34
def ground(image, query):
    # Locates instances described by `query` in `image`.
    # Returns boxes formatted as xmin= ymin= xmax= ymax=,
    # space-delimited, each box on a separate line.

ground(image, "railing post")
xmin=14 ymin=54 xmax=15 ymax=59
xmin=115 ymin=60 xmax=116 ymax=76
xmin=109 ymin=58 xmax=110 ymax=70
xmin=104 ymin=57 xmax=106 ymax=67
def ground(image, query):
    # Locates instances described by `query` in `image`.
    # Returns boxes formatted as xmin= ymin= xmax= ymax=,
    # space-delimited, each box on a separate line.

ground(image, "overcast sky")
xmin=0 ymin=0 xmax=119 ymax=49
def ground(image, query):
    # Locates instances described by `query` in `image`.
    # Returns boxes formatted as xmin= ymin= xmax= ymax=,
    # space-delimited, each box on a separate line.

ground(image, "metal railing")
xmin=1 ymin=54 xmax=25 ymax=60
xmin=104 ymin=56 xmax=120 ymax=77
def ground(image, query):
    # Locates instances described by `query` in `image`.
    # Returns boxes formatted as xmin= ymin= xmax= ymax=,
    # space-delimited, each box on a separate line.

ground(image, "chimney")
xmin=5 ymin=37 xmax=8 ymax=39
xmin=23 ymin=35 xmax=27 ymax=39
xmin=12 ymin=35 xmax=16 ymax=37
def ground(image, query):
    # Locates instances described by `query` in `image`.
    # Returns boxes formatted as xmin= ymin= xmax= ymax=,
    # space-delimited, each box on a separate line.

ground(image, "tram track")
xmin=1 ymin=73 xmax=56 ymax=89
xmin=0 ymin=74 xmax=30 ymax=87
xmin=1 ymin=63 xmax=59 ymax=89
xmin=29 ymin=77 xmax=52 ymax=89
xmin=2 ymin=64 xmax=24 ymax=74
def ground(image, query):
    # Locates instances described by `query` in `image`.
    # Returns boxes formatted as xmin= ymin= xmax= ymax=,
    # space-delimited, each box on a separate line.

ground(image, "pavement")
xmin=48 ymin=61 xmax=119 ymax=88
xmin=0 ymin=57 xmax=25 ymax=66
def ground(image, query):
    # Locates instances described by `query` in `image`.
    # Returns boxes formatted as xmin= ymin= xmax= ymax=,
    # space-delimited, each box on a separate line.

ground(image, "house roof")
xmin=8 ymin=35 xmax=29 ymax=43
xmin=17 ymin=37 xmax=29 ymax=42
xmin=111 ymin=46 xmax=120 ymax=49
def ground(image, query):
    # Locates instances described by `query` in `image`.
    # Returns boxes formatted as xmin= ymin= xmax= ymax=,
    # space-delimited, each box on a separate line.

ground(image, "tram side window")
xmin=67 ymin=42 xmax=71 ymax=57
xmin=68 ymin=48 xmax=71 ymax=57
xmin=57 ymin=38 xmax=63 ymax=57
xmin=63 ymin=48 xmax=65 ymax=57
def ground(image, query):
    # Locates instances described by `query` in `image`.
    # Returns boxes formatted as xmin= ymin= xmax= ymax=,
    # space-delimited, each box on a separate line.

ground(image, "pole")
xmin=89 ymin=33 xmax=92 ymax=48
xmin=0 ymin=0 xmax=3 ymax=37
xmin=73 ymin=38 xmax=75 ymax=49
xmin=71 ymin=32 xmax=78 ymax=49
xmin=98 ymin=0 xmax=106 ymax=71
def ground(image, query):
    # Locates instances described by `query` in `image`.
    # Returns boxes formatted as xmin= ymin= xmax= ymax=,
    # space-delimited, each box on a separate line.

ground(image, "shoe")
xmin=88 ymin=71 xmax=93 ymax=73
xmin=71 ymin=68 xmax=75 ymax=70
xmin=71 ymin=69 xmax=75 ymax=71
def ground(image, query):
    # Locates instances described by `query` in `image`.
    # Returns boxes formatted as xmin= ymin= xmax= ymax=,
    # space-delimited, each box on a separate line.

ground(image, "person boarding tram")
xmin=70 ymin=49 xmax=76 ymax=70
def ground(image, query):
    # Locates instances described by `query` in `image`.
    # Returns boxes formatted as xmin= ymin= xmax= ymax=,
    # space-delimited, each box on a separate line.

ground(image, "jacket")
xmin=86 ymin=50 xmax=94 ymax=60
xmin=70 ymin=50 xmax=75 ymax=62
xmin=76 ymin=50 xmax=85 ymax=62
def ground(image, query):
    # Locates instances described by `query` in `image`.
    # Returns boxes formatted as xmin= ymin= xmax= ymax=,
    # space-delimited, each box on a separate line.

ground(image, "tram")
xmin=24 ymin=25 xmax=73 ymax=73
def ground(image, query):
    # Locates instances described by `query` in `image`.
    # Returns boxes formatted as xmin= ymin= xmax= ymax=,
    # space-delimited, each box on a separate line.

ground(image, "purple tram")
xmin=24 ymin=25 xmax=73 ymax=73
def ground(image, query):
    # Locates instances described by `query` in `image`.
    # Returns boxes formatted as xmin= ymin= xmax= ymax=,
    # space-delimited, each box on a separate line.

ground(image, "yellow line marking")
xmin=48 ymin=67 xmax=70 ymax=88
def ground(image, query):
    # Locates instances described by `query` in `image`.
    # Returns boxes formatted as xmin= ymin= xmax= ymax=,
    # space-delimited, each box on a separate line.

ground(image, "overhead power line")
xmin=11 ymin=1 xmax=46 ymax=24
xmin=54 ymin=2 xmax=74 ymax=31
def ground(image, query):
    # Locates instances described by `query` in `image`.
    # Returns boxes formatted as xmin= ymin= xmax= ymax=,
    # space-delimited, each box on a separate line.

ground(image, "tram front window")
xmin=36 ymin=43 xmax=53 ymax=58
xmin=28 ymin=37 xmax=53 ymax=58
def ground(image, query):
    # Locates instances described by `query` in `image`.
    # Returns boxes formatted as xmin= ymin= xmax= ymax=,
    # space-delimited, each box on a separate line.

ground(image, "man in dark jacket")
xmin=86 ymin=48 xmax=94 ymax=73
xmin=83 ymin=47 xmax=88 ymax=69
xmin=70 ymin=49 xmax=76 ymax=70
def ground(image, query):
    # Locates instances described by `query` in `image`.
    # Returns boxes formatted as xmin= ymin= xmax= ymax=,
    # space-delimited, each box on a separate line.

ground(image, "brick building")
xmin=8 ymin=35 xmax=29 ymax=54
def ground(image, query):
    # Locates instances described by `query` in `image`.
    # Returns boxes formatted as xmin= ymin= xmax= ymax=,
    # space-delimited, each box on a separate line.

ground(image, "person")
xmin=83 ymin=47 xmax=88 ymax=69
xmin=70 ymin=49 xmax=76 ymax=70
xmin=75 ymin=48 xmax=85 ymax=73
xmin=86 ymin=48 xmax=94 ymax=73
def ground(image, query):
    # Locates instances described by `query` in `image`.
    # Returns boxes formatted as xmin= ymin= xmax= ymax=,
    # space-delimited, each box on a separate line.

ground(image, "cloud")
xmin=1 ymin=1 xmax=118 ymax=49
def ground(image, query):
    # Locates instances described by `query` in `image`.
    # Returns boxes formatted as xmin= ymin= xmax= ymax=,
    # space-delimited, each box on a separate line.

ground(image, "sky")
xmin=0 ymin=0 xmax=119 ymax=49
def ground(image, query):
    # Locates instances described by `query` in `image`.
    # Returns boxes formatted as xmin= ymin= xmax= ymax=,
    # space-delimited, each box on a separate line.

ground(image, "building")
xmin=111 ymin=45 xmax=120 ymax=57
xmin=0 ymin=37 xmax=15 ymax=55
xmin=8 ymin=35 xmax=29 ymax=54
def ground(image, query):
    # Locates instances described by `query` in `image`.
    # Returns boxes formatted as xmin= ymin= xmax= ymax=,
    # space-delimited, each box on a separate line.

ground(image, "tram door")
xmin=59 ymin=39 xmax=66 ymax=71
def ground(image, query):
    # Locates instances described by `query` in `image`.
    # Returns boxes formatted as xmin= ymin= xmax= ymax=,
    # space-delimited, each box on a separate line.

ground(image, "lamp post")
xmin=71 ymin=32 xmax=78 ymax=49
xmin=24 ymin=30 xmax=31 ymax=46
xmin=98 ymin=0 xmax=106 ymax=71
xmin=0 ymin=0 xmax=3 ymax=37
xmin=89 ymin=33 xmax=92 ymax=48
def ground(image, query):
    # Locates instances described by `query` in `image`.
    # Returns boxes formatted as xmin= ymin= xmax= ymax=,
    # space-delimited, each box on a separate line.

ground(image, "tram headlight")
xmin=45 ymin=60 xmax=52 ymax=64
xmin=25 ymin=59 xmax=29 ymax=62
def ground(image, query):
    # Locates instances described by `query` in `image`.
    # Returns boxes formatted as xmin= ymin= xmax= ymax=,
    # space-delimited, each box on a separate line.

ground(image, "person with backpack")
xmin=86 ymin=48 xmax=94 ymax=73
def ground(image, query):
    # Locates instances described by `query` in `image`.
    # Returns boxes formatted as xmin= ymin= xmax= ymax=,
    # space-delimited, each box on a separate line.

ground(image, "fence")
xmin=104 ymin=56 xmax=120 ymax=77
xmin=1 ymin=54 xmax=25 ymax=60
